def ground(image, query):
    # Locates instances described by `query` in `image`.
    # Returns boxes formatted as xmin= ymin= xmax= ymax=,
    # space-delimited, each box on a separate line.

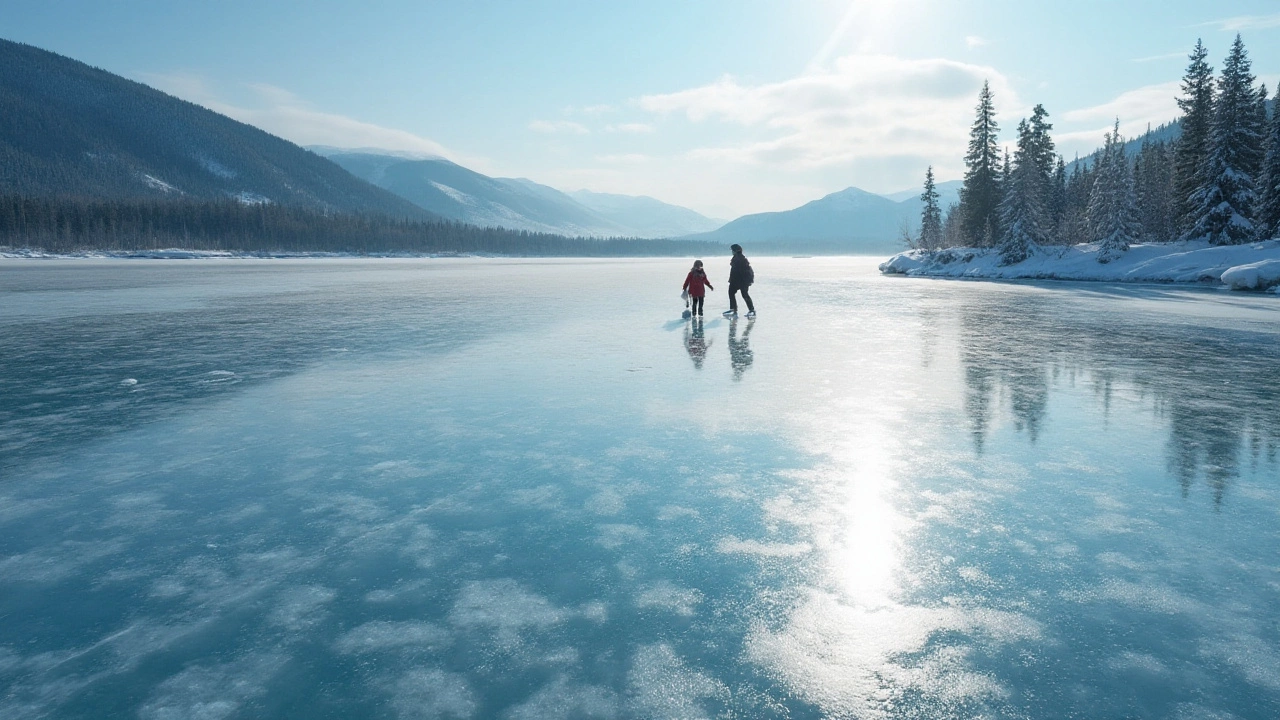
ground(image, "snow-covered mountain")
xmin=569 ymin=190 xmax=723 ymax=237
xmin=880 ymin=179 xmax=963 ymax=208
xmin=686 ymin=186 xmax=943 ymax=254
xmin=316 ymin=150 xmax=721 ymax=238
xmin=0 ymin=40 xmax=431 ymax=219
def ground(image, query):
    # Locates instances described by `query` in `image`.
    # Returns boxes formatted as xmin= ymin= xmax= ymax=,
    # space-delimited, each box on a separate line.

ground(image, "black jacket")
xmin=729 ymin=253 xmax=754 ymax=287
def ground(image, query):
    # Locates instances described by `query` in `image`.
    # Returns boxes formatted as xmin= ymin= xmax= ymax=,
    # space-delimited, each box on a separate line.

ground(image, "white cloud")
xmin=638 ymin=54 xmax=1015 ymax=172
xmin=595 ymin=153 xmax=650 ymax=164
xmin=1057 ymin=81 xmax=1181 ymax=154
xmin=139 ymin=72 xmax=457 ymax=159
xmin=1131 ymin=52 xmax=1187 ymax=64
xmin=1205 ymin=13 xmax=1280 ymax=31
xmin=529 ymin=120 xmax=590 ymax=135
xmin=577 ymin=104 xmax=617 ymax=116
xmin=965 ymin=35 xmax=987 ymax=49
xmin=605 ymin=122 xmax=655 ymax=134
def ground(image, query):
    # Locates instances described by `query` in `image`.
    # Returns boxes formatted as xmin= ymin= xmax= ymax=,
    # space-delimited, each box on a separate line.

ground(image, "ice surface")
xmin=1 ymin=257 xmax=1278 ymax=718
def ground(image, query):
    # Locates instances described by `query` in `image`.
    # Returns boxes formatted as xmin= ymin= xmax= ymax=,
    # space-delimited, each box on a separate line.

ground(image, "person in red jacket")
xmin=682 ymin=260 xmax=714 ymax=317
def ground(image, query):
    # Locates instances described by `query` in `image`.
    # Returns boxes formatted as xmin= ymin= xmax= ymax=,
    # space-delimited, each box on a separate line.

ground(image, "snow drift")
xmin=879 ymin=239 xmax=1280 ymax=293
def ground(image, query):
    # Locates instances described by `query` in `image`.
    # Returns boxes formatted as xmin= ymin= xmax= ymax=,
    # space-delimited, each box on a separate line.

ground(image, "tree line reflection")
xmin=951 ymin=297 xmax=1279 ymax=505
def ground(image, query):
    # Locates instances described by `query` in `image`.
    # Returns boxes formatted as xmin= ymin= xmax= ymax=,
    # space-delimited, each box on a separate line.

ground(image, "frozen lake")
xmin=2 ymin=257 xmax=1278 ymax=719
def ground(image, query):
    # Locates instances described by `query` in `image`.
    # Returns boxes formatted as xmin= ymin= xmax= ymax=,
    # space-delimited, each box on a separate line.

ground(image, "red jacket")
xmin=683 ymin=270 xmax=714 ymax=297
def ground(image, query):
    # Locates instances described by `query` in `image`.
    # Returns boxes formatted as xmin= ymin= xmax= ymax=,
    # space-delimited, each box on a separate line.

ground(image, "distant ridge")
xmin=0 ymin=38 xmax=433 ymax=219
xmin=684 ymin=182 xmax=962 ymax=254
xmin=316 ymin=149 xmax=723 ymax=238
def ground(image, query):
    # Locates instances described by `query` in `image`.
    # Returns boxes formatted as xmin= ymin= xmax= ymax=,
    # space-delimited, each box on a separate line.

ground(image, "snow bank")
xmin=880 ymin=239 xmax=1280 ymax=293
xmin=1219 ymin=259 xmax=1280 ymax=291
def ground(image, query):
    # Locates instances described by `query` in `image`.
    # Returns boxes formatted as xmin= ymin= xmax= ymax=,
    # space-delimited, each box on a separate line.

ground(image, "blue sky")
xmin=4 ymin=0 xmax=1280 ymax=217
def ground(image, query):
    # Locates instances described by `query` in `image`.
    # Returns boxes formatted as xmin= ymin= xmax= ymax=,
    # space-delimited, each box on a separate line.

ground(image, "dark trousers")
xmin=729 ymin=284 xmax=754 ymax=312
xmin=690 ymin=295 xmax=704 ymax=314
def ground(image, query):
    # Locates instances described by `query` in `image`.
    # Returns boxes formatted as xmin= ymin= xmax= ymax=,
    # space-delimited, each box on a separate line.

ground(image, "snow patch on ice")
xmin=387 ymin=669 xmax=476 ymax=720
xmin=635 ymin=580 xmax=703 ymax=616
xmin=504 ymin=677 xmax=618 ymax=719
xmin=595 ymin=523 xmax=646 ymax=549
xmin=448 ymin=579 xmax=566 ymax=645
xmin=716 ymin=535 xmax=812 ymax=558
xmin=267 ymin=585 xmax=336 ymax=630
xmin=627 ymin=644 xmax=726 ymax=719
xmin=334 ymin=621 xmax=451 ymax=654
xmin=137 ymin=652 xmax=287 ymax=720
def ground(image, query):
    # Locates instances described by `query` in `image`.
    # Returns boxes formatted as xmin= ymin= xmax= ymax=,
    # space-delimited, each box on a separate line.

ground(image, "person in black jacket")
xmin=723 ymin=244 xmax=756 ymax=317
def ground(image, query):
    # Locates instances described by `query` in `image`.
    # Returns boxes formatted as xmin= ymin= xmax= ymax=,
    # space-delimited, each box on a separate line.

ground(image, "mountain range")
xmin=683 ymin=181 xmax=962 ymax=254
xmin=8 ymin=35 xmax=1156 ymax=257
xmin=0 ymin=38 xmax=432 ymax=219
xmin=314 ymin=149 xmax=723 ymax=238
xmin=316 ymin=147 xmax=962 ymax=252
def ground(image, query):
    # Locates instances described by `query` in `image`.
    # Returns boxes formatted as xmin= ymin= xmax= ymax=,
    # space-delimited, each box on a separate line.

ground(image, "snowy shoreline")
xmin=879 ymin=239 xmax=1280 ymax=294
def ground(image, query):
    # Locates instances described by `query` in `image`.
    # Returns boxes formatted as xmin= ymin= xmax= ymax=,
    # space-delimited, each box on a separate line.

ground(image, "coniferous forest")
xmin=912 ymin=35 xmax=1280 ymax=264
xmin=0 ymin=196 xmax=722 ymax=256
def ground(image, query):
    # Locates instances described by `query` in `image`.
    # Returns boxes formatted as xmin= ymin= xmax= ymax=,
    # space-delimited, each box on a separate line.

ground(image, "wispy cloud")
xmin=605 ymin=123 xmax=654 ymax=134
xmin=1203 ymin=12 xmax=1280 ymax=31
xmin=529 ymin=120 xmax=590 ymax=135
xmin=1057 ymin=81 xmax=1182 ymax=156
xmin=1131 ymin=52 xmax=1185 ymax=63
xmin=595 ymin=153 xmax=649 ymax=164
xmin=965 ymin=35 xmax=987 ymax=49
xmin=139 ymin=72 xmax=456 ymax=159
xmin=639 ymin=54 xmax=1015 ymax=172
xmin=577 ymin=104 xmax=616 ymax=117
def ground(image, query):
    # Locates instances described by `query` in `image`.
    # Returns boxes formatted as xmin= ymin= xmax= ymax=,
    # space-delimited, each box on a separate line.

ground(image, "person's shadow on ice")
xmin=684 ymin=317 xmax=712 ymax=369
xmin=728 ymin=317 xmax=754 ymax=381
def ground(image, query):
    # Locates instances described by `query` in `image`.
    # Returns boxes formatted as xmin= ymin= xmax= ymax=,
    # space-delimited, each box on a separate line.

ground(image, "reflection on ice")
xmin=1 ymin=258 xmax=1278 ymax=718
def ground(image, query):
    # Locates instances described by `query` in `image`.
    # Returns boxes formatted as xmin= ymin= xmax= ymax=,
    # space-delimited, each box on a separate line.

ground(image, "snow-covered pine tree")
xmin=1027 ymin=105 xmax=1057 ymax=193
xmin=1134 ymin=133 xmax=1175 ymax=242
xmin=1172 ymin=40 xmax=1215 ymax=237
xmin=1260 ymin=82 xmax=1280 ymax=239
xmin=919 ymin=166 xmax=944 ymax=250
xmin=1186 ymin=35 xmax=1265 ymax=245
xmin=1056 ymin=156 xmax=1093 ymax=246
xmin=997 ymin=118 xmax=1049 ymax=264
xmin=958 ymin=81 xmax=1002 ymax=247
xmin=941 ymin=203 xmax=964 ymax=248
xmin=1087 ymin=120 xmax=1139 ymax=263
xmin=1001 ymin=147 xmax=1012 ymax=194
xmin=1048 ymin=156 xmax=1067 ymax=242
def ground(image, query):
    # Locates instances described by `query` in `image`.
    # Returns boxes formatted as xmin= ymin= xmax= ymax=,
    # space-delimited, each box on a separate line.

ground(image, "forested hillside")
xmin=0 ymin=196 xmax=723 ymax=256
xmin=909 ymin=36 xmax=1280 ymax=264
xmin=0 ymin=39 xmax=431 ymax=219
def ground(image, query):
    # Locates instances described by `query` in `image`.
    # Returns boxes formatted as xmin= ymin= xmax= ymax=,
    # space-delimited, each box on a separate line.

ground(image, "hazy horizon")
xmin=4 ymin=1 xmax=1279 ymax=219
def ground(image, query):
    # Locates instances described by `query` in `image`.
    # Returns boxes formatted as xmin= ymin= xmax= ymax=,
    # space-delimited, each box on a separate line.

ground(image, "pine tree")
xmin=1087 ymin=120 xmax=1139 ymax=262
xmin=919 ymin=166 xmax=944 ymax=250
xmin=939 ymin=204 xmax=962 ymax=248
xmin=1260 ymin=82 xmax=1280 ymax=238
xmin=1027 ymin=105 xmax=1057 ymax=194
xmin=998 ymin=118 xmax=1049 ymax=264
xmin=1172 ymin=40 xmax=1215 ymax=236
xmin=1186 ymin=35 xmax=1265 ymax=244
xmin=1134 ymin=133 xmax=1175 ymax=241
xmin=1056 ymin=156 xmax=1093 ymax=246
xmin=958 ymin=81 xmax=1002 ymax=247
xmin=1048 ymin=156 xmax=1067 ymax=241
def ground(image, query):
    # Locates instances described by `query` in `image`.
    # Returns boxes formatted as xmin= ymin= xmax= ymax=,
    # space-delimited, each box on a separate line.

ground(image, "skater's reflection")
xmin=728 ymin=316 xmax=754 ymax=381
xmin=684 ymin=317 xmax=712 ymax=369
